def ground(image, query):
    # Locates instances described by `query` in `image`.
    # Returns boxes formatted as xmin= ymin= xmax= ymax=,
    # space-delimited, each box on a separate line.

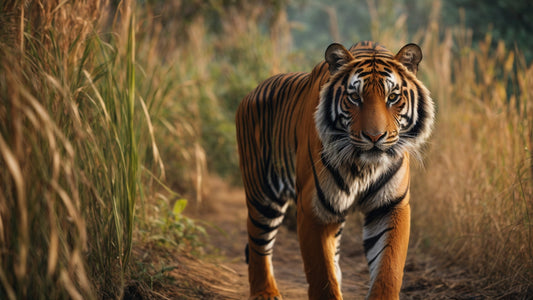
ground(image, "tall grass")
xmin=411 ymin=13 xmax=533 ymax=294
xmin=0 ymin=1 xmax=164 ymax=298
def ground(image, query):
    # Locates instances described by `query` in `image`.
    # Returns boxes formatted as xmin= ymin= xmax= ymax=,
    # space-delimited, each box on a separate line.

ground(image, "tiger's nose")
xmin=362 ymin=131 xmax=386 ymax=143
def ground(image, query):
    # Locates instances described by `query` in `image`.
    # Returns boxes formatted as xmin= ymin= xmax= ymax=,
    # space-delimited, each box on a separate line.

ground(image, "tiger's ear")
xmin=325 ymin=43 xmax=354 ymax=75
xmin=395 ymin=43 xmax=423 ymax=75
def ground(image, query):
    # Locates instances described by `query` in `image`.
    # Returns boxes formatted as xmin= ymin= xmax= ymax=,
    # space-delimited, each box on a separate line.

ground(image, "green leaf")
xmin=172 ymin=198 xmax=188 ymax=216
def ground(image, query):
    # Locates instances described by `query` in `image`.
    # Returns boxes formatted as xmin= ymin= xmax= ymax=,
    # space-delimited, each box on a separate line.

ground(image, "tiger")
xmin=235 ymin=41 xmax=434 ymax=300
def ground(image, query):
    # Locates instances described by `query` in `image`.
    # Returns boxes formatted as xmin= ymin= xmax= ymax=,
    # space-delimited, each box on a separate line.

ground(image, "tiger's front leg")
xmin=297 ymin=182 xmax=344 ymax=300
xmin=363 ymin=190 xmax=411 ymax=300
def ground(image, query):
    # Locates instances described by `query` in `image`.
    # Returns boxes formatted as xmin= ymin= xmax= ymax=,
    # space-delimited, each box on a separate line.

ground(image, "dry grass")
xmin=0 ymin=1 xmax=164 ymax=298
xmin=408 ymin=3 xmax=533 ymax=295
xmin=0 ymin=2 xmax=103 ymax=298
xmin=126 ymin=243 xmax=242 ymax=300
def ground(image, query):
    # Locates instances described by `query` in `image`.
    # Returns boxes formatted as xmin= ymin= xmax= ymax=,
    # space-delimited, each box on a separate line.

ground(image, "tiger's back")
xmin=236 ymin=68 xmax=329 ymax=209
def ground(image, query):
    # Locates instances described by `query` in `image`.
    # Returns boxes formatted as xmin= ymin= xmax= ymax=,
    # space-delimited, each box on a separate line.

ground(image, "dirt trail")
xmin=181 ymin=177 xmax=485 ymax=300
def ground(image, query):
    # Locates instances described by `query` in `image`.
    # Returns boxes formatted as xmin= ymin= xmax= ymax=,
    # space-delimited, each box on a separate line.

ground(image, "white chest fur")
xmin=311 ymin=155 xmax=407 ymax=223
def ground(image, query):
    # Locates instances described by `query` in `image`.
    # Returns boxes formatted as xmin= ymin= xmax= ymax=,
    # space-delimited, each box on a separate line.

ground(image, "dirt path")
xmin=179 ymin=177 xmax=486 ymax=300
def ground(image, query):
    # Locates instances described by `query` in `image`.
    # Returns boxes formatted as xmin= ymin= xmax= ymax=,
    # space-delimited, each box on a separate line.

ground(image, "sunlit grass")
xmin=0 ymin=1 xmax=165 ymax=298
xmin=407 ymin=4 xmax=533 ymax=294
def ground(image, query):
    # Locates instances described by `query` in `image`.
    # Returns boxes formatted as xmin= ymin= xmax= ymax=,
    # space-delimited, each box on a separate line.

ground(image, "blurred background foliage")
xmin=288 ymin=0 xmax=533 ymax=60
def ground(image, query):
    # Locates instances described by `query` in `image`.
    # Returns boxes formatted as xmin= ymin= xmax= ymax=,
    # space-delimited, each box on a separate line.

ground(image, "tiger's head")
xmin=315 ymin=41 xmax=434 ymax=168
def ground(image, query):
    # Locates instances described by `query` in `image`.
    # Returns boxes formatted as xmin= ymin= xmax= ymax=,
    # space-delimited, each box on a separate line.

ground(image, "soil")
xmin=130 ymin=176 xmax=503 ymax=300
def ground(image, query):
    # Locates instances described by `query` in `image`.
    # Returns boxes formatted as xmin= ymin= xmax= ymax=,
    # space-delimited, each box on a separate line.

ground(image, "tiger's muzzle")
xmin=356 ymin=130 xmax=399 ymax=153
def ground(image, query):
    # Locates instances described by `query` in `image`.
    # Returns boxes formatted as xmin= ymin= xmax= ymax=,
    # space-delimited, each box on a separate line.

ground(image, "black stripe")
xmin=350 ymin=163 xmax=362 ymax=177
xmin=249 ymin=234 xmax=275 ymax=247
xmin=364 ymin=187 xmax=409 ymax=226
xmin=363 ymin=227 xmax=393 ymax=255
xmin=250 ymin=245 xmax=272 ymax=257
xmin=247 ymin=196 xmax=284 ymax=219
xmin=248 ymin=212 xmax=282 ymax=233
xmin=357 ymin=60 xmax=373 ymax=68
xmin=341 ymin=72 xmax=350 ymax=87
xmin=333 ymin=87 xmax=344 ymax=121
xmin=335 ymin=226 xmax=344 ymax=237
xmin=407 ymin=89 xmax=416 ymax=129
xmin=321 ymin=152 xmax=350 ymax=194
xmin=367 ymin=244 xmax=389 ymax=266
xmin=358 ymin=71 xmax=372 ymax=77
xmin=325 ymin=84 xmax=335 ymax=126
xmin=357 ymin=157 xmax=404 ymax=205
xmin=308 ymin=144 xmax=346 ymax=217
xmin=373 ymin=59 xmax=387 ymax=66
xmin=408 ymin=85 xmax=427 ymax=137
xmin=267 ymin=166 xmax=280 ymax=194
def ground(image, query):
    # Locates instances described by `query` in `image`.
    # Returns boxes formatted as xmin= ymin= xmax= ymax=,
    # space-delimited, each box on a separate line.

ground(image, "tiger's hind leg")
xmin=246 ymin=193 xmax=288 ymax=300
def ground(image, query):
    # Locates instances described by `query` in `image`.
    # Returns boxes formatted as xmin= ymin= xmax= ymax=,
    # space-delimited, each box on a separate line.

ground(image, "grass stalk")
xmin=124 ymin=11 xmax=137 ymax=271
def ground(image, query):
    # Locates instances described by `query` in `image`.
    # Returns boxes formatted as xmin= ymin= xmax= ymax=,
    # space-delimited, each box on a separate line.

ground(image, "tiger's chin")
xmin=322 ymin=142 xmax=401 ymax=170
xmin=357 ymin=148 xmax=395 ymax=166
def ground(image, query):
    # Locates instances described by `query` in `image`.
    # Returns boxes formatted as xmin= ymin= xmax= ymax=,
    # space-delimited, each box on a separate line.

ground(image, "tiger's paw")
xmin=249 ymin=292 xmax=282 ymax=300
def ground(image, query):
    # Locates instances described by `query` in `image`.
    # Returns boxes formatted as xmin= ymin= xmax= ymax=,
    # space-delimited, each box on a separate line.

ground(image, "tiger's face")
xmin=315 ymin=42 xmax=434 ymax=168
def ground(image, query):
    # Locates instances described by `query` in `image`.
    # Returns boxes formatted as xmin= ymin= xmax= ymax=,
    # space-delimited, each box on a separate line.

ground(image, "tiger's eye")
xmin=388 ymin=93 xmax=400 ymax=104
xmin=348 ymin=94 xmax=361 ymax=105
